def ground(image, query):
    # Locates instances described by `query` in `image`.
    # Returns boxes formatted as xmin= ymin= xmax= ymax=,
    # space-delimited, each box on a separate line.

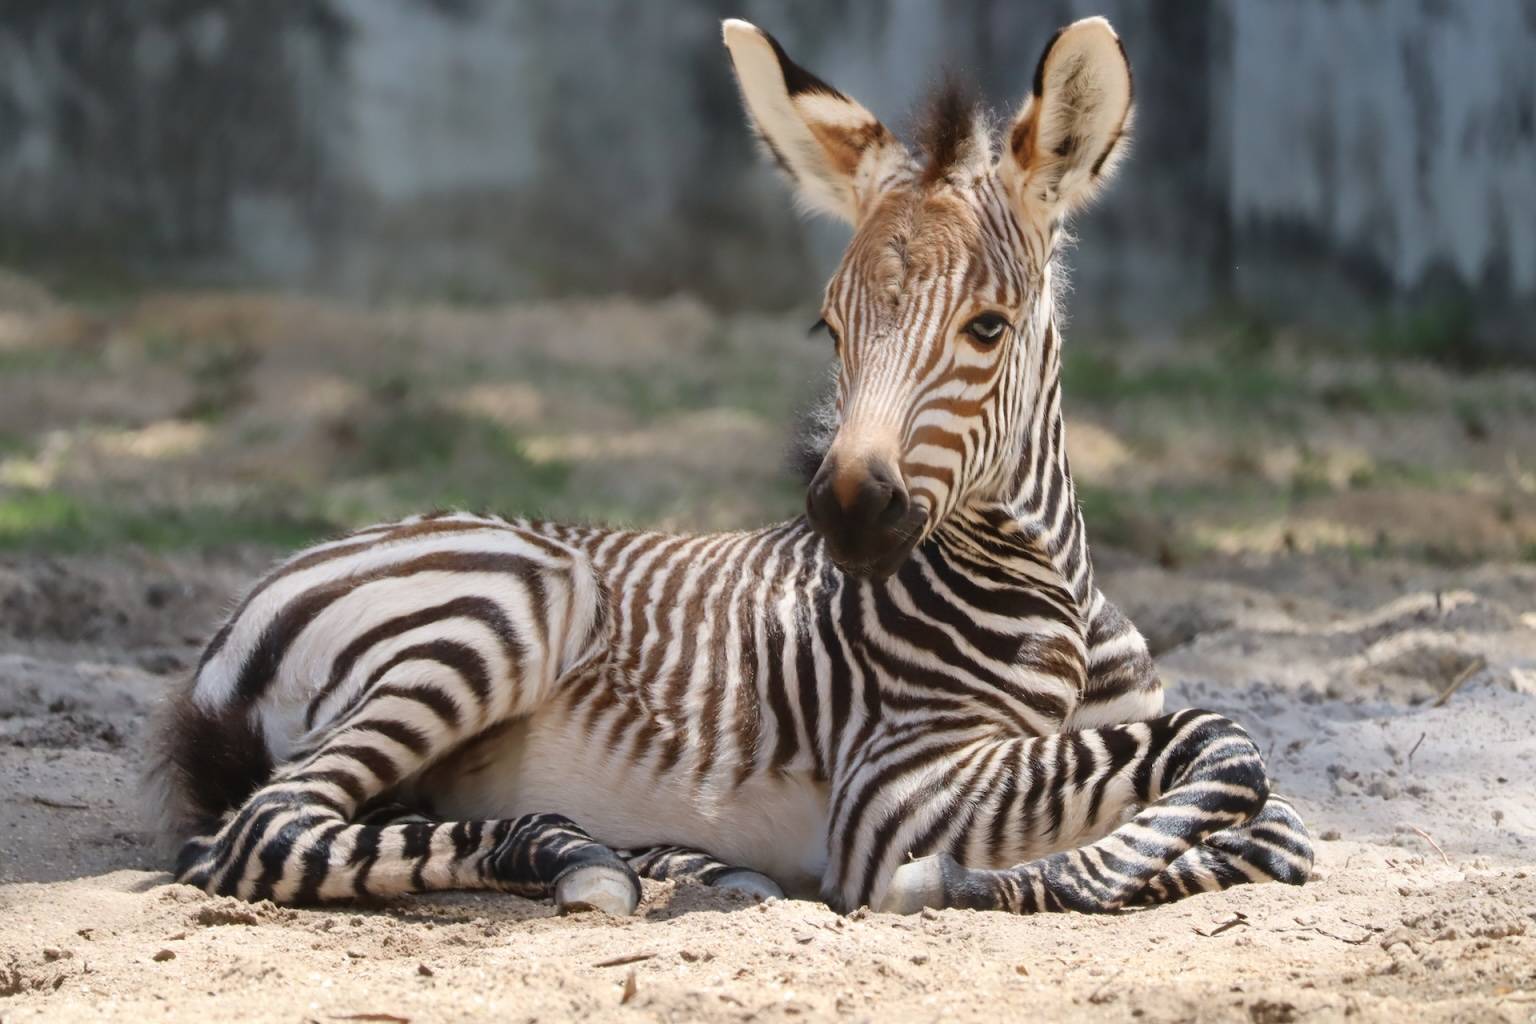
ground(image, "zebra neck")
xmin=990 ymin=374 xmax=1094 ymax=615
xmin=942 ymin=485 xmax=1092 ymax=623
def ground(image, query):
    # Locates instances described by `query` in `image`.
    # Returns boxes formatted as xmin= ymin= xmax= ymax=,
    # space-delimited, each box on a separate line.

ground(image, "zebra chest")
xmin=856 ymin=626 xmax=1085 ymax=736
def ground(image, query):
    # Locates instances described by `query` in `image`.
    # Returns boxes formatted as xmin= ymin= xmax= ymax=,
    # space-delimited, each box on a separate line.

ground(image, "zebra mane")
xmin=913 ymin=73 xmax=988 ymax=185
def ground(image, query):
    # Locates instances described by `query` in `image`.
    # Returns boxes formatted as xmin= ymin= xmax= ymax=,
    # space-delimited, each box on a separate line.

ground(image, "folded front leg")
xmin=826 ymin=709 xmax=1308 ymax=915
xmin=1122 ymin=793 xmax=1312 ymax=907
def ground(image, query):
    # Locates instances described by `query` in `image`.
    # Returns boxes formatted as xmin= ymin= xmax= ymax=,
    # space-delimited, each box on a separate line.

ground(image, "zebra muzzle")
xmin=807 ymin=454 xmax=927 ymax=578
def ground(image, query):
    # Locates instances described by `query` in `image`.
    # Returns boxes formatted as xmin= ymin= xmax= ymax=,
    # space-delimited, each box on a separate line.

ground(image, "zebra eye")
xmin=811 ymin=317 xmax=841 ymax=348
xmin=962 ymin=312 xmax=1010 ymax=345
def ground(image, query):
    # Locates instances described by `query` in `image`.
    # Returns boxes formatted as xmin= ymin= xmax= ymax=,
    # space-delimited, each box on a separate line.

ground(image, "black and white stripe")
xmin=152 ymin=502 xmax=1311 ymax=914
xmin=147 ymin=14 xmax=1314 ymax=919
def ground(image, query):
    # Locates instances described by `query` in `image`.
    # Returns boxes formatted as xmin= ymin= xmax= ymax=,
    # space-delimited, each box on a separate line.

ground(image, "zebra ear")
xmin=722 ymin=19 xmax=907 ymax=225
xmin=1000 ymin=17 xmax=1133 ymax=225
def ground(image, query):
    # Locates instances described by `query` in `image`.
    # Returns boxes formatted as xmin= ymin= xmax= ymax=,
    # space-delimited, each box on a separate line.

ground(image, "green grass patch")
xmin=0 ymin=342 xmax=104 ymax=376
xmin=326 ymin=385 xmax=577 ymax=519
xmin=0 ymin=490 xmax=335 ymax=553
xmin=1077 ymin=478 xmax=1336 ymax=565
xmin=1063 ymin=347 xmax=1422 ymax=419
xmin=505 ymin=338 xmax=818 ymax=424
xmin=1063 ymin=350 xmax=1307 ymax=410
xmin=1345 ymin=458 xmax=1449 ymax=491
xmin=0 ymin=431 xmax=32 ymax=457
xmin=179 ymin=339 xmax=260 ymax=421
xmin=1315 ymin=376 xmax=1420 ymax=415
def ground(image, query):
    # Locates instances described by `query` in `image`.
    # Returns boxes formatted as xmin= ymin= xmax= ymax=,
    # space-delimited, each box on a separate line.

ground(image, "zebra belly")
xmin=417 ymin=706 xmax=832 ymax=895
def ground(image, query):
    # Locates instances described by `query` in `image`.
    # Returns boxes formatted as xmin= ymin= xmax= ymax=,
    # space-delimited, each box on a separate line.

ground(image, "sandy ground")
xmin=2 ymin=548 xmax=1534 ymax=1023
xmin=1 ymin=285 xmax=1534 ymax=1019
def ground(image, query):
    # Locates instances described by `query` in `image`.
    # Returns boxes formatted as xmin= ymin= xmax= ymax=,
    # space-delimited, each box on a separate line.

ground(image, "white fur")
xmin=1000 ymin=16 xmax=1134 ymax=225
xmin=194 ymin=521 xmax=566 ymax=708
xmin=423 ymin=711 xmax=832 ymax=895
xmin=722 ymin=19 xmax=904 ymax=224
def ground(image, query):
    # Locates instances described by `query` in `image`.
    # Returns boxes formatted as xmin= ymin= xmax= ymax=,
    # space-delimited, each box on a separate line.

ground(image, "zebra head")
xmin=724 ymin=17 xmax=1132 ymax=579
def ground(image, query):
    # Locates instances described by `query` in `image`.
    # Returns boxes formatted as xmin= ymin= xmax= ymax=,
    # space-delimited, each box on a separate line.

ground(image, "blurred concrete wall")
xmin=1227 ymin=1 xmax=1536 ymax=355
xmin=0 ymin=0 xmax=1532 ymax=350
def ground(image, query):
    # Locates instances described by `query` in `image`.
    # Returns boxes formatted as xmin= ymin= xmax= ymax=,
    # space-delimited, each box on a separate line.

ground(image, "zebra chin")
xmin=815 ymin=505 xmax=929 ymax=581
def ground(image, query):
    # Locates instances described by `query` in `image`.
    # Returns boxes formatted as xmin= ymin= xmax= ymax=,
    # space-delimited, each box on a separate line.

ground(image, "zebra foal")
xmin=149 ymin=16 xmax=1313 ymax=917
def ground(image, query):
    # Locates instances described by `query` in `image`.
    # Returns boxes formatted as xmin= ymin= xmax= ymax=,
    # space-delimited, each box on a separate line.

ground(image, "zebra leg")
xmin=1124 ymin=793 xmax=1312 ymax=907
xmin=175 ymin=805 xmax=640 ymax=913
xmin=623 ymin=845 xmax=785 ymax=901
xmin=491 ymin=812 xmax=644 ymax=915
xmin=873 ymin=708 xmax=1305 ymax=914
xmin=1068 ymin=596 xmax=1313 ymax=904
xmin=171 ymin=675 xmax=640 ymax=911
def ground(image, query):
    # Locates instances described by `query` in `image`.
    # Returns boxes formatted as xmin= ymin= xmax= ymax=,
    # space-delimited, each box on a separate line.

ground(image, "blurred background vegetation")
xmin=0 ymin=0 xmax=1533 ymax=568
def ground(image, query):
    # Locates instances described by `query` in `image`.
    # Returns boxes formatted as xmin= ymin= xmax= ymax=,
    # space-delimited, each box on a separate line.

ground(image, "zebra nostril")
xmin=806 ymin=460 xmax=841 ymax=533
xmin=866 ymin=462 xmax=909 ymax=528
xmin=876 ymin=484 xmax=909 ymax=528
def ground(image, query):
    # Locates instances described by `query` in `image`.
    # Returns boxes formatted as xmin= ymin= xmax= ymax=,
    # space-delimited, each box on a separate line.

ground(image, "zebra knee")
xmin=172 ymin=788 xmax=339 ymax=900
xmin=1164 ymin=709 xmax=1270 ymax=829
xmin=173 ymin=811 xmax=259 ymax=895
xmin=1213 ymin=797 xmax=1315 ymax=887
xmin=1263 ymin=799 xmax=1315 ymax=885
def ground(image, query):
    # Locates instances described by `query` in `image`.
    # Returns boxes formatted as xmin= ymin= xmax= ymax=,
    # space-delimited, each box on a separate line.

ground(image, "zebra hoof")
xmin=713 ymin=868 xmax=784 ymax=902
xmin=876 ymin=855 xmax=950 ymax=915
xmin=555 ymin=863 xmax=641 ymax=916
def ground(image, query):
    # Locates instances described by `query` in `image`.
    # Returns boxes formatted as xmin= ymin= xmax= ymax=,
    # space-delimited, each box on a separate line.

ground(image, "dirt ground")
xmin=1 ymin=289 xmax=1535 ymax=1021
xmin=0 ymin=549 xmax=1533 ymax=1023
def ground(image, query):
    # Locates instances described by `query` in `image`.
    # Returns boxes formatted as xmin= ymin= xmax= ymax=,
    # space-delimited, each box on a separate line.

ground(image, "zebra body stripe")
xmin=149 ymin=15 xmax=1314 ymax=917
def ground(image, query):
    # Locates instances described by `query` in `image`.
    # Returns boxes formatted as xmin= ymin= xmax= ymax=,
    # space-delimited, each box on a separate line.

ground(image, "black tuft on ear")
xmin=1031 ymin=27 xmax=1067 ymax=98
xmin=760 ymin=28 xmax=847 ymax=99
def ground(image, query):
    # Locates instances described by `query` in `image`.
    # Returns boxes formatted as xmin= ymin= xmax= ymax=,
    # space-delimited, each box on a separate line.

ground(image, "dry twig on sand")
xmin=1408 ymin=824 xmax=1451 ymax=866
xmin=594 ymin=952 xmax=656 ymax=968
xmin=1194 ymin=911 xmax=1250 ymax=937
xmin=1432 ymin=657 xmax=1487 ymax=708
xmin=1407 ymin=731 xmax=1427 ymax=770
